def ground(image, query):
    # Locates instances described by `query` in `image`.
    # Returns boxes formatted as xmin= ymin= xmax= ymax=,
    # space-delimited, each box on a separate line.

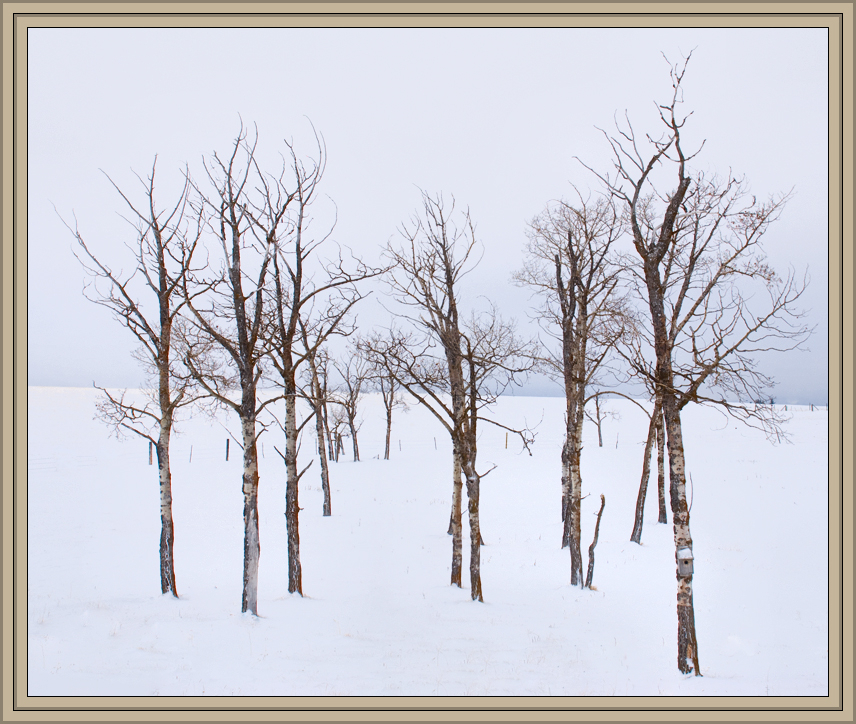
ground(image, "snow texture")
xmin=27 ymin=387 xmax=829 ymax=696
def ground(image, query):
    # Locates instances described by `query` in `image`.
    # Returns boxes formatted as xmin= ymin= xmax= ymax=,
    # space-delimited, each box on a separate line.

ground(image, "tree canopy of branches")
xmin=67 ymin=159 xmax=202 ymax=599
xmin=514 ymin=192 xmax=627 ymax=585
xmin=362 ymin=191 xmax=532 ymax=602
xmin=261 ymin=128 xmax=378 ymax=593
xmin=180 ymin=126 xmax=283 ymax=616
xmin=580 ymin=53 xmax=812 ymax=674
xmin=331 ymin=347 xmax=372 ymax=463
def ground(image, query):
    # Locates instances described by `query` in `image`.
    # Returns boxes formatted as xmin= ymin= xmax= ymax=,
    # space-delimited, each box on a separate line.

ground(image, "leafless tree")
xmin=180 ymin=126 xmax=281 ymax=616
xmin=362 ymin=328 xmax=408 ymax=460
xmin=331 ymin=347 xmax=372 ymax=462
xmin=254 ymin=126 xmax=380 ymax=594
xmin=580 ymin=54 xmax=812 ymax=674
xmin=584 ymin=390 xmax=620 ymax=449
xmin=363 ymin=191 xmax=532 ymax=601
xmin=66 ymin=159 xmax=202 ymax=598
xmin=514 ymin=193 xmax=627 ymax=585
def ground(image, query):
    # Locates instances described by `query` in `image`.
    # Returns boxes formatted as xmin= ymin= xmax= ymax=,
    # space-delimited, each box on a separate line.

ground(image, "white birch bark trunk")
xmin=567 ymin=409 xmax=585 ymax=586
xmin=448 ymin=445 xmax=463 ymax=587
xmin=461 ymin=450 xmax=483 ymax=602
xmin=316 ymin=405 xmax=332 ymax=516
xmin=284 ymin=391 xmax=302 ymax=594
xmin=240 ymin=416 xmax=261 ymax=615
xmin=156 ymin=418 xmax=178 ymax=597
xmin=662 ymin=401 xmax=701 ymax=675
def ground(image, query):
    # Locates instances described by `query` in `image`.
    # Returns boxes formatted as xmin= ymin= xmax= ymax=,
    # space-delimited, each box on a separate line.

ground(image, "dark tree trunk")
xmin=348 ymin=417 xmax=360 ymax=462
xmin=584 ymin=494 xmax=605 ymax=589
xmin=630 ymin=401 xmax=660 ymax=544
xmin=656 ymin=408 xmax=668 ymax=524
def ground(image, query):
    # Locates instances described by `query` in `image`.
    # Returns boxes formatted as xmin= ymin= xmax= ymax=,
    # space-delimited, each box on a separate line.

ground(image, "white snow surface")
xmin=27 ymin=387 xmax=829 ymax=697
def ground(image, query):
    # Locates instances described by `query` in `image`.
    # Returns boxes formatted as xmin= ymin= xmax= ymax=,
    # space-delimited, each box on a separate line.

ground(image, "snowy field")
xmin=26 ymin=386 xmax=829 ymax=697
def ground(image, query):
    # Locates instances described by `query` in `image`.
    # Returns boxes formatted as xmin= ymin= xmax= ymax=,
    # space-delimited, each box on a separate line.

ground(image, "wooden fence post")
xmin=226 ymin=438 xmax=230 ymax=462
xmin=149 ymin=441 xmax=153 ymax=465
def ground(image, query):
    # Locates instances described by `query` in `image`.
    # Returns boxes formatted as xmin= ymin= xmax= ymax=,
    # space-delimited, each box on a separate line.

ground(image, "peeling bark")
xmin=283 ymin=391 xmax=302 ymax=594
xmin=449 ymin=446 xmax=463 ymax=587
xmin=240 ymin=416 xmax=261 ymax=615
xmin=156 ymin=419 xmax=178 ymax=597
xmin=462 ymin=457 xmax=483 ymax=602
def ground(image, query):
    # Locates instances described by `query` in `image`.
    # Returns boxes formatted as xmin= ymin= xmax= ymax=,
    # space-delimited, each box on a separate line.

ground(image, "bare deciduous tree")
xmin=66 ymin=159 xmax=201 ymax=598
xmin=514 ymin=194 xmax=626 ymax=585
xmin=259 ymin=127 xmax=380 ymax=592
xmin=363 ymin=329 xmax=408 ymax=461
xmin=582 ymin=54 xmax=812 ymax=674
xmin=364 ymin=191 xmax=532 ymax=601
xmin=331 ymin=348 xmax=371 ymax=462
xmin=181 ymin=127 xmax=280 ymax=616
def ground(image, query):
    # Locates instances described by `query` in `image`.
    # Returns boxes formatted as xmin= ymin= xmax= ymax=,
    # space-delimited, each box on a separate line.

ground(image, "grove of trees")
xmin=69 ymin=55 xmax=811 ymax=676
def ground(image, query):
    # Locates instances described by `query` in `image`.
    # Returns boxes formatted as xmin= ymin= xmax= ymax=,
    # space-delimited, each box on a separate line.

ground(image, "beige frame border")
xmin=2 ymin=4 xmax=851 ymax=721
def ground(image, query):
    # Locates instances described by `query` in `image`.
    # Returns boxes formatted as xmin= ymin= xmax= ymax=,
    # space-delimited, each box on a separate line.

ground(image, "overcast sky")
xmin=27 ymin=26 xmax=829 ymax=403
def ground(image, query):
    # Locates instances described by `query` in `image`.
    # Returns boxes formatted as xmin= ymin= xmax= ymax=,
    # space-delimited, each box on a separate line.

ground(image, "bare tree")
xmin=514 ymin=193 xmax=627 ymax=585
xmin=581 ymin=54 xmax=812 ymax=674
xmin=331 ymin=348 xmax=371 ymax=462
xmin=363 ymin=329 xmax=408 ymax=460
xmin=66 ymin=159 xmax=201 ymax=598
xmin=584 ymin=390 xmax=620 ymax=449
xmin=364 ymin=191 xmax=532 ymax=601
xmin=259 ymin=127 xmax=380 ymax=593
xmin=181 ymin=127 xmax=281 ymax=616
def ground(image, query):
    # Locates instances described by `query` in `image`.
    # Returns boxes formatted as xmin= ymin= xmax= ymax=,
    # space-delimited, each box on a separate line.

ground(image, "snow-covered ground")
xmin=26 ymin=386 xmax=829 ymax=697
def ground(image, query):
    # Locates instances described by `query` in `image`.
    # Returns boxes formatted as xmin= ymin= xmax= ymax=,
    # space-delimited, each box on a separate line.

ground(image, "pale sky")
xmin=28 ymin=26 xmax=829 ymax=403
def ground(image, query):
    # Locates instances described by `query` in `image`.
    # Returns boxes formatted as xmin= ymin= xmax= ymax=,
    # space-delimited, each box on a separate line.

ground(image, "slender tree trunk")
xmin=630 ymin=401 xmax=660 ymax=544
xmin=567 ymin=412 xmax=584 ymax=586
xmin=449 ymin=445 xmax=463 ymax=587
xmin=156 ymin=420 xmax=178 ymax=597
xmin=662 ymin=399 xmax=701 ymax=675
xmin=561 ymin=435 xmax=571 ymax=546
xmin=461 ymin=450 xmax=483 ymax=602
xmin=316 ymin=405 xmax=332 ymax=516
xmin=240 ymin=415 xmax=261 ymax=615
xmin=323 ymin=401 xmax=335 ymax=459
xmin=595 ymin=396 xmax=603 ymax=448
xmin=584 ymin=494 xmax=606 ymax=589
xmin=656 ymin=408 xmax=668 ymax=524
xmin=348 ymin=417 xmax=360 ymax=462
xmin=384 ymin=402 xmax=392 ymax=460
xmin=283 ymin=388 xmax=302 ymax=594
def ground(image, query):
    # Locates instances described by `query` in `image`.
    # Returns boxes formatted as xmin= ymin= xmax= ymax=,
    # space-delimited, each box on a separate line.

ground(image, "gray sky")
xmin=28 ymin=26 xmax=829 ymax=403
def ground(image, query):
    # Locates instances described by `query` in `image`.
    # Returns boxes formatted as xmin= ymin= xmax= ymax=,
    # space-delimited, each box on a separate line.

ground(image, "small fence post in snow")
xmin=226 ymin=438 xmax=230 ymax=462
xmin=149 ymin=441 xmax=153 ymax=465
xmin=434 ymin=437 xmax=437 ymax=450
xmin=615 ymin=433 xmax=619 ymax=449
xmin=189 ymin=445 xmax=193 ymax=464
xmin=505 ymin=432 xmax=508 ymax=449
